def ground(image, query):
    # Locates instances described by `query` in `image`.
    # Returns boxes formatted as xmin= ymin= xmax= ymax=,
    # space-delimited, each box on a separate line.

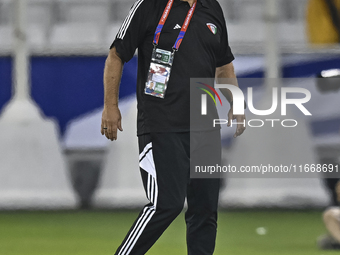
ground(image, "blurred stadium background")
xmin=0 ymin=0 xmax=340 ymax=254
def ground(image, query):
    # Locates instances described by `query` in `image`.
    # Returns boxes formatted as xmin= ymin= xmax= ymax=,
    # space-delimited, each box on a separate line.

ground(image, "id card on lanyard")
xmin=145 ymin=0 xmax=197 ymax=99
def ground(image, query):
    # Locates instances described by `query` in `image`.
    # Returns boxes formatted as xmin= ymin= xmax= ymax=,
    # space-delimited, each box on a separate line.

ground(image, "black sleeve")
xmin=216 ymin=4 xmax=235 ymax=67
xmin=110 ymin=0 xmax=149 ymax=63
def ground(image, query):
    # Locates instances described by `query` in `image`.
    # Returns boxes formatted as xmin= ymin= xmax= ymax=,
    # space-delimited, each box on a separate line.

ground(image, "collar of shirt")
xmin=175 ymin=0 xmax=209 ymax=9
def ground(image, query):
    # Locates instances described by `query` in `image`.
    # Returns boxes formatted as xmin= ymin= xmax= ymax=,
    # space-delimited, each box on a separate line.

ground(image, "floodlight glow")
xmin=320 ymin=69 xmax=340 ymax=78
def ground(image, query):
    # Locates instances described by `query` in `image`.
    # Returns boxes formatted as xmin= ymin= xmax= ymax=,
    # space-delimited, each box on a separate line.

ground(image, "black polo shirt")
xmin=111 ymin=0 xmax=234 ymax=135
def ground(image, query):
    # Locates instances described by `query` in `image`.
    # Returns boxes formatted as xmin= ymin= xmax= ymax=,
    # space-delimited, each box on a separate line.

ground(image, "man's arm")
xmin=215 ymin=62 xmax=246 ymax=138
xmin=101 ymin=47 xmax=124 ymax=141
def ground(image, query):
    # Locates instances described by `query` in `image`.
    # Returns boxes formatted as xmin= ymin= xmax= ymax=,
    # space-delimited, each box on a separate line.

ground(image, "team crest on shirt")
xmin=206 ymin=23 xmax=217 ymax=35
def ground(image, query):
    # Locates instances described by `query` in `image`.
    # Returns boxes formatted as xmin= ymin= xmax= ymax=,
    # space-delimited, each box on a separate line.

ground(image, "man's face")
xmin=150 ymin=82 xmax=154 ymax=89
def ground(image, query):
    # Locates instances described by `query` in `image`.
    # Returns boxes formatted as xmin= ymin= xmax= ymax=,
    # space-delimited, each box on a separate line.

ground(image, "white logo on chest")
xmin=173 ymin=24 xmax=182 ymax=29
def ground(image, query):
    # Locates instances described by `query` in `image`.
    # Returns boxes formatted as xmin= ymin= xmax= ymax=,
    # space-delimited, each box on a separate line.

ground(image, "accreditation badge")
xmin=145 ymin=48 xmax=174 ymax=99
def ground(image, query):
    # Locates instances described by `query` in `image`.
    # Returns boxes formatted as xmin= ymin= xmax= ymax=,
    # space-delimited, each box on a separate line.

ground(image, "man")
xmin=101 ymin=0 xmax=245 ymax=254
xmin=318 ymin=180 xmax=340 ymax=250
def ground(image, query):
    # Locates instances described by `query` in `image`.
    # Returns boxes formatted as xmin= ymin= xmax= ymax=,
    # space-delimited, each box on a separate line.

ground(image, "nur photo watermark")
xmin=201 ymin=84 xmax=312 ymax=129
xmin=190 ymin=78 xmax=340 ymax=179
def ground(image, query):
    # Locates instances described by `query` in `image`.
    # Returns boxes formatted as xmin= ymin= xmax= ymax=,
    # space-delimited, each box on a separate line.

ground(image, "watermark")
xmin=189 ymin=78 xmax=339 ymax=179
xmin=199 ymin=84 xmax=312 ymax=129
xmin=194 ymin=163 xmax=339 ymax=176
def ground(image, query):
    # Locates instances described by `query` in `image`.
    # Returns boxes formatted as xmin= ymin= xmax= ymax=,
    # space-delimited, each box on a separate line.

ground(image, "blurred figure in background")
xmin=324 ymin=177 xmax=340 ymax=206
xmin=307 ymin=0 xmax=340 ymax=44
xmin=317 ymin=180 xmax=340 ymax=250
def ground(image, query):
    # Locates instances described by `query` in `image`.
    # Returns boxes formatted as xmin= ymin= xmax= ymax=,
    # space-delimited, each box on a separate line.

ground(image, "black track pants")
xmin=115 ymin=131 xmax=221 ymax=255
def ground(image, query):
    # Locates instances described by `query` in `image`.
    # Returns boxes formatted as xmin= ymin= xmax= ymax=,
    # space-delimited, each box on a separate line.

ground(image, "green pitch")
xmin=0 ymin=210 xmax=337 ymax=255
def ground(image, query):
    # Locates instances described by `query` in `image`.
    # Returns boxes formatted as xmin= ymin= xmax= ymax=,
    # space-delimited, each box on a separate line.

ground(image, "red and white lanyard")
xmin=153 ymin=0 xmax=197 ymax=51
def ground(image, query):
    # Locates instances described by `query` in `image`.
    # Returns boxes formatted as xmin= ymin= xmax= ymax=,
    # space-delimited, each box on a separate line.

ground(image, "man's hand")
xmin=101 ymin=106 xmax=123 ymax=141
xmin=227 ymin=107 xmax=246 ymax=138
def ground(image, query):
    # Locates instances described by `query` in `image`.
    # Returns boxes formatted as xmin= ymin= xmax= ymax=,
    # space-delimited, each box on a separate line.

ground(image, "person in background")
xmin=318 ymin=180 xmax=340 ymax=250
xmin=307 ymin=0 xmax=340 ymax=44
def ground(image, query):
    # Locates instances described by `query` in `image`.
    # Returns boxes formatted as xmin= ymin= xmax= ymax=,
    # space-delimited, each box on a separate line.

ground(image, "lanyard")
xmin=153 ymin=0 xmax=197 ymax=51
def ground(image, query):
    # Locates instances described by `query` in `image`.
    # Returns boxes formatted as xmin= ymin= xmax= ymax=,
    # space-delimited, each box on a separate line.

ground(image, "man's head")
xmin=150 ymin=82 xmax=155 ymax=89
